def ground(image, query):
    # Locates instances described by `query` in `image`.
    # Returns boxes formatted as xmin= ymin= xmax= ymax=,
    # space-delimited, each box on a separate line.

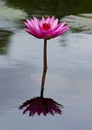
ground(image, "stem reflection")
xmin=19 ymin=69 xmax=64 ymax=116
xmin=40 ymin=69 xmax=47 ymax=97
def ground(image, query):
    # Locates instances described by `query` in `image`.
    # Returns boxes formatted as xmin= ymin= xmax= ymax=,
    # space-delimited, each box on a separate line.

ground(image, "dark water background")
xmin=0 ymin=0 xmax=92 ymax=130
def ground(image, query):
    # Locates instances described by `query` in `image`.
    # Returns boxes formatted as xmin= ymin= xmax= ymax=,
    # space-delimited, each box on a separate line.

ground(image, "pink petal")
xmin=31 ymin=19 xmax=40 ymax=32
xmin=26 ymin=19 xmax=37 ymax=33
xmin=51 ymin=18 xmax=58 ymax=29
xmin=53 ymin=21 xmax=66 ymax=32
xmin=48 ymin=21 xmax=66 ymax=37
xmin=45 ymin=17 xmax=50 ymax=23
xmin=33 ymin=16 xmax=40 ymax=24
xmin=24 ymin=21 xmax=36 ymax=34
xmin=26 ymin=19 xmax=44 ymax=38
xmin=49 ymin=16 xmax=55 ymax=25
xmin=26 ymin=19 xmax=34 ymax=29
xmin=24 ymin=28 xmax=42 ymax=38
xmin=23 ymin=22 xmax=31 ymax=28
xmin=40 ymin=16 xmax=45 ymax=26
xmin=51 ymin=26 xmax=69 ymax=38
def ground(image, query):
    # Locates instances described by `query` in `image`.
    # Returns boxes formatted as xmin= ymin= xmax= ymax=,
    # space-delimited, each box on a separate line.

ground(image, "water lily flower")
xmin=24 ymin=16 xmax=69 ymax=70
xmin=24 ymin=16 xmax=69 ymax=39
xmin=19 ymin=97 xmax=63 ymax=116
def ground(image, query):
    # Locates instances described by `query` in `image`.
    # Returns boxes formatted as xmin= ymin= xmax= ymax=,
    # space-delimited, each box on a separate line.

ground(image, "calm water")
xmin=0 ymin=0 xmax=92 ymax=130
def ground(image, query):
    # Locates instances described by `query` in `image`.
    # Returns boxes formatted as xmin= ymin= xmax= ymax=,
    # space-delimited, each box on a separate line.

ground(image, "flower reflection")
xmin=19 ymin=69 xmax=64 ymax=116
xmin=19 ymin=97 xmax=63 ymax=116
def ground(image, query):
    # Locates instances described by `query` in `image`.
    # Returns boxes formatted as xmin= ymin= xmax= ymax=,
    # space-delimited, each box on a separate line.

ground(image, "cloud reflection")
xmin=19 ymin=69 xmax=64 ymax=116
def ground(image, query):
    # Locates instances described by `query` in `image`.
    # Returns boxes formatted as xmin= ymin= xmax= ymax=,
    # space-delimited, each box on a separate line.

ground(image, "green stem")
xmin=44 ymin=39 xmax=47 ymax=70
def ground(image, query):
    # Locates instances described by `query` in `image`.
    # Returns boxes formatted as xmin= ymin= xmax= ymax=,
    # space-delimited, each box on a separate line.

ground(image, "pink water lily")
xmin=24 ymin=16 xmax=69 ymax=39
xmin=24 ymin=16 xmax=69 ymax=70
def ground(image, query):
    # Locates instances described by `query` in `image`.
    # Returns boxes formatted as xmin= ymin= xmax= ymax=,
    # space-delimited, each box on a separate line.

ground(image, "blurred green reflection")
xmin=6 ymin=0 xmax=92 ymax=18
xmin=5 ymin=0 xmax=92 ymax=18
xmin=0 ymin=29 xmax=12 ymax=54
xmin=4 ymin=0 xmax=79 ymax=18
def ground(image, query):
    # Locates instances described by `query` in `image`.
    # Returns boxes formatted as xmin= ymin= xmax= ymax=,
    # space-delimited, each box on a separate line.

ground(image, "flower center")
xmin=42 ymin=23 xmax=51 ymax=31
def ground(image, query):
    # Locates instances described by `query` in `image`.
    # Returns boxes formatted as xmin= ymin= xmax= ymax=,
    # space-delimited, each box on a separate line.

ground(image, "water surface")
xmin=0 ymin=0 xmax=92 ymax=130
